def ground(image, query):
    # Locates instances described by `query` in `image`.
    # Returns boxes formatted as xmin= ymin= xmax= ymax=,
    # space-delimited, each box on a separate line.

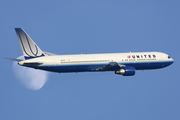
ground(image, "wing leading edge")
xmin=93 ymin=62 xmax=125 ymax=71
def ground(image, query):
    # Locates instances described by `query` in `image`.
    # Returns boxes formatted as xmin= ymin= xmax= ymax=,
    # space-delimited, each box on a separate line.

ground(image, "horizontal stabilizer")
xmin=18 ymin=62 xmax=43 ymax=66
xmin=3 ymin=57 xmax=23 ymax=62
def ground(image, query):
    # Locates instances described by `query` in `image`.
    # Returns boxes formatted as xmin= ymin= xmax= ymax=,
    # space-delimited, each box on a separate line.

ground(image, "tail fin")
xmin=15 ymin=28 xmax=45 ymax=59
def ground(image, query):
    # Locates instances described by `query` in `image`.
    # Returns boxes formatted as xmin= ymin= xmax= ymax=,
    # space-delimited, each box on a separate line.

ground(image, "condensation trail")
xmin=13 ymin=55 xmax=49 ymax=90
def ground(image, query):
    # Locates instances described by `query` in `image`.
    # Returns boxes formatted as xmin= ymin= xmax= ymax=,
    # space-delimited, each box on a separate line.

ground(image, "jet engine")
xmin=115 ymin=67 xmax=135 ymax=76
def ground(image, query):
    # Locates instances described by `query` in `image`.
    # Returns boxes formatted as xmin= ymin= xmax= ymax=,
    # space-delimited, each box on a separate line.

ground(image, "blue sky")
xmin=1 ymin=0 xmax=180 ymax=120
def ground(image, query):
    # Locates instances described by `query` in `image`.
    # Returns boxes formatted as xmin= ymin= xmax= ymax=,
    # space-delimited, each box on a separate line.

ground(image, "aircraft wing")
xmin=93 ymin=62 xmax=125 ymax=71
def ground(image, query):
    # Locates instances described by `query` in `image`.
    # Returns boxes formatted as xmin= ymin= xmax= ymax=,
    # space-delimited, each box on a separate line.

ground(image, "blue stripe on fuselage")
xmin=30 ymin=60 xmax=173 ymax=73
xmin=35 ymin=63 xmax=108 ymax=72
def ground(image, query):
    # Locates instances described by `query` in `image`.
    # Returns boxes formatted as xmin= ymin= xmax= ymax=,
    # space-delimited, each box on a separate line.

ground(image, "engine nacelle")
xmin=115 ymin=67 xmax=135 ymax=76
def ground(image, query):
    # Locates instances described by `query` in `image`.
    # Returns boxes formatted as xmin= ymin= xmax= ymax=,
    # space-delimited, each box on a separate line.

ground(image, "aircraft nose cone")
xmin=170 ymin=58 xmax=174 ymax=65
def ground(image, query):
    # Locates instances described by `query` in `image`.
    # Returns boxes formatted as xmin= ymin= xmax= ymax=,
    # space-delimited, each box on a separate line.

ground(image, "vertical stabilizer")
xmin=15 ymin=28 xmax=45 ymax=59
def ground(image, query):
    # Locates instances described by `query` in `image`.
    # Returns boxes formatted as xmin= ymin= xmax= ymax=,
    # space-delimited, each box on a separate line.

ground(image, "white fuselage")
xmin=11 ymin=28 xmax=174 ymax=76
xmin=18 ymin=52 xmax=174 ymax=73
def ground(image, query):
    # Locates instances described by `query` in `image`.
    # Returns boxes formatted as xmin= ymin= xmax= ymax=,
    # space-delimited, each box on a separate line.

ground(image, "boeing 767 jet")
xmin=4 ymin=28 xmax=174 ymax=76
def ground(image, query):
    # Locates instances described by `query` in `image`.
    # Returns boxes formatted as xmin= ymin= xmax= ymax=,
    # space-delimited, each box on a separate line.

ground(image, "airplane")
xmin=4 ymin=28 xmax=174 ymax=76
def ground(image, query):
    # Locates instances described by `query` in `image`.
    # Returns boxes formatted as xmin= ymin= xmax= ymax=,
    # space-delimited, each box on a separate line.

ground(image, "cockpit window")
xmin=168 ymin=56 xmax=171 ymax=59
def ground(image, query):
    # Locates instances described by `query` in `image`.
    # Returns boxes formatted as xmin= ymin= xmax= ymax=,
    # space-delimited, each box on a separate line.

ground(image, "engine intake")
xmin=115 ymin=67 xmax=135 ymax=76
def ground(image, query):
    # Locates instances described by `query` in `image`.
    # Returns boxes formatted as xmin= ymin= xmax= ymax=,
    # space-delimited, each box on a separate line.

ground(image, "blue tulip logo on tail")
xmin=15 ymin=28 xmax=45 ymax=59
